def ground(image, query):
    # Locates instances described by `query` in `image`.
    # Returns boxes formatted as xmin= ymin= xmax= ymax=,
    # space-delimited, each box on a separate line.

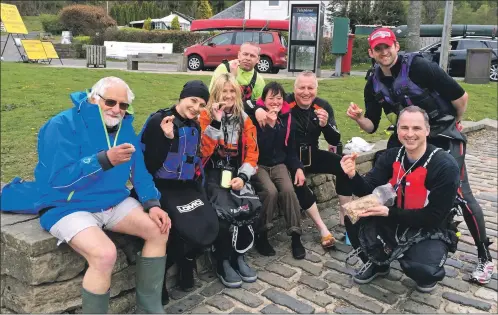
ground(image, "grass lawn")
xmin=1 ymin=62 xmax=496 ymax=182
xmin=23 ymin=16 xmax=44 ymax=33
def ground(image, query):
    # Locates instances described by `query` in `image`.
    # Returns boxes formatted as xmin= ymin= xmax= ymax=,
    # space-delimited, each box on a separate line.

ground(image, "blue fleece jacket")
xmin=0 ymin=91 xmax=161 ymax=231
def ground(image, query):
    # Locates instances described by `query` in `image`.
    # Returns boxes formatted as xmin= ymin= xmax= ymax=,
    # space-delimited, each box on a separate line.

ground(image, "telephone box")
xmin=287 ymin=3 xmax=325 ymax=76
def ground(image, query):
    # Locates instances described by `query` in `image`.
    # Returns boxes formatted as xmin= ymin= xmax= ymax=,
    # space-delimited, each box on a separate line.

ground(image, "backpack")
xmin=222 ymin=59 xmax=258 ymax=102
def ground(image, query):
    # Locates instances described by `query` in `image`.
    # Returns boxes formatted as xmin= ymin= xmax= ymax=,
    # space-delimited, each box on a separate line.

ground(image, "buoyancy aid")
xmin=371 ymin=53 xmax=464 ymax=141
xmin=139 ymin=109 xmax=202 ymax=181
xmin=388 ymin=146 xmax=441 ymax=210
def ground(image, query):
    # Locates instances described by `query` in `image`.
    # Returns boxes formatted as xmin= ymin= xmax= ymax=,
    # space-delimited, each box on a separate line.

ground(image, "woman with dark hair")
xmin=248 ymin=81 xmax=307 ymax=259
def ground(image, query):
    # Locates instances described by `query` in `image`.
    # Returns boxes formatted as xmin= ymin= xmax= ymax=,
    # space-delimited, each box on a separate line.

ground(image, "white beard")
xmin=103 ymin=110 xmax=123 ymax=127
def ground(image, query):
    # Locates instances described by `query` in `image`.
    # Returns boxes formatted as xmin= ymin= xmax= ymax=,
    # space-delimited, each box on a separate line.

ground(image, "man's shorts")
xmin=49 ymin=197 xmax=141 ymax=245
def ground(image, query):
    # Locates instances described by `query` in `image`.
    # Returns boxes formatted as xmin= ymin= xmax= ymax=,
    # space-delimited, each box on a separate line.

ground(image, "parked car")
xmin=418 ymin=36 xmax=497 ymax=82
xmin=184 ymin=30 xmax=287 ymax=73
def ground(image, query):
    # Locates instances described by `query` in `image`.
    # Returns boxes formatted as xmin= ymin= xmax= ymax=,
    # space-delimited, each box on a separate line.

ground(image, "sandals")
xmin=321 ymin=234 xmax=336 ymax=249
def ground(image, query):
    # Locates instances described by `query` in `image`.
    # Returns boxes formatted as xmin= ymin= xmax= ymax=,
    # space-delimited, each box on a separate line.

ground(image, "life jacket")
xmin=223 ymin=59 xmax=258 ymax=102
xmin=388 ymin=146 xmax=441 ymax=210
xmin=139 ymin=109 xmax=203 ymax=181
xmin=370 ymin=53 xmax=462 ymax=140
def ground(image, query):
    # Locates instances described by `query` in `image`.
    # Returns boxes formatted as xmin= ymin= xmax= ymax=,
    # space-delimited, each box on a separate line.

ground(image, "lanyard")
xmin=394 ymin=152 xmax=422 ymax=192
xmin=99 ymin=106 xmax=122 ymax=149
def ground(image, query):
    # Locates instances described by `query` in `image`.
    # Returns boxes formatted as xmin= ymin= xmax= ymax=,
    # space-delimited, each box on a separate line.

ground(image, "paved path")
xmin=165 ymin=129 xmax=497 ymax=314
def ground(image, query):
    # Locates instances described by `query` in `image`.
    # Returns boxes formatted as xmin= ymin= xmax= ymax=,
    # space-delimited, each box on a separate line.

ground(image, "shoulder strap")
xmin=422 ymin=148 xmax=441 ymax=168
xmin=248 ymin=69 xmax=258 ymax=90
xmin=222 ymin=59 xmax=230 ymax=73
xmin=395 ymin=147 xmax=404 ymax=162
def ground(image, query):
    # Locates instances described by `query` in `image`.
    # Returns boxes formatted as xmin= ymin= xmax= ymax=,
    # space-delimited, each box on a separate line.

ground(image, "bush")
xmin=143 ymin=18 xmax=152 ymax=31
xmin=73 ymin=35 xmax=92 ymax=45
xmin=94 ymin=28 xmax=212 ymax=53
xmin=59 ymin=4 xmax=117 ymax=36
xmin=171 ymin=16 xmax=180 ymax=30
xmin=40 ymin=14 xmax=64 ymax=35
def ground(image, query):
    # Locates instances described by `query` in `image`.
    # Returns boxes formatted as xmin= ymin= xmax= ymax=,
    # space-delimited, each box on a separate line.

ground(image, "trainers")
xmin=255 ymin=231 xmax=276 ymax=256
xmin=291 ymin=232 xmax=306 ymax=260
xmin=231 ymin=254 xmax=257 ymax=282
xmin=217 ymin=259 xmax=242 ymax=288
xmin=471 ymin=258 xmax=494 ymax=284
xmin=353 ymin=261 xmax=390 ymax=284
xmin=178 ymin=257 xmax=195 ymax=291
xmin=416 ymin=281 xmax=437 ymax=293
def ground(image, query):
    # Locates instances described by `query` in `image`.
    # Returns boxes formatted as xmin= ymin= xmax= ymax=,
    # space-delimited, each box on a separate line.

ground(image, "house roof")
xmin=210 ymin=1 xmax=245 ymax=20
xmin=129 ymin=13 xmax=191 ymax=26
xmin=173 ymin=11 xmax=195 ymax=22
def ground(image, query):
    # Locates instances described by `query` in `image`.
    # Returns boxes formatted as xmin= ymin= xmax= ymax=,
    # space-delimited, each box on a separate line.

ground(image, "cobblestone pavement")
xmin=165 ymin=130 xmax=498 ymax=314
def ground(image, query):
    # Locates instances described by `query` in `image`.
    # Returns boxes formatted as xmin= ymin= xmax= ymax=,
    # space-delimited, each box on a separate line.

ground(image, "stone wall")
xmin=1 ymin=120 xmax=495 ymax=314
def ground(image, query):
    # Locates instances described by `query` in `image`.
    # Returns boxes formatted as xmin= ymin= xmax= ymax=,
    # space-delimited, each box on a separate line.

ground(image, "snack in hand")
xmin=343 ymin=194 xmax=381 ymax=224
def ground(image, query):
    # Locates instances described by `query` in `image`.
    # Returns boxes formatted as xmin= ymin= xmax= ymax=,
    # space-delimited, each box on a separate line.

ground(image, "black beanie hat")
xmin=179 ymin=80 xmax=210 ymax=104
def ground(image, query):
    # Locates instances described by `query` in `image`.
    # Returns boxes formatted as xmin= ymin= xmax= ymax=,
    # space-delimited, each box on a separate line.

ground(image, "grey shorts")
xmin=49 ymin=197 xmax=141 ymax=245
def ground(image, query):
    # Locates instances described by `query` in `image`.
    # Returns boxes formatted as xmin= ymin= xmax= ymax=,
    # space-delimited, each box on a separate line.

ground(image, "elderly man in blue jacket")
xmin=1 ymin=76 xmax=170 ymax=314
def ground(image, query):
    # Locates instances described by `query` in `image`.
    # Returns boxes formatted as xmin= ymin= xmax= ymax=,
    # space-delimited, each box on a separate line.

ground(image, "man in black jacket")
xmin=341 ymin=106 xmax=460 ymax=293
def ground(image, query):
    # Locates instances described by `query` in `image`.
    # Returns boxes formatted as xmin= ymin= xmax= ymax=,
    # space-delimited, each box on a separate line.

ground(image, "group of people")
xmin=1 ymin=28 xmax=494 ymax=313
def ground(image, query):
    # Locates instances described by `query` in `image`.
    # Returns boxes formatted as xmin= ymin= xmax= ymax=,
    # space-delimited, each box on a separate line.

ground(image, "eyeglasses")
xmin=98 ymin=94 xmax=130 ymax=110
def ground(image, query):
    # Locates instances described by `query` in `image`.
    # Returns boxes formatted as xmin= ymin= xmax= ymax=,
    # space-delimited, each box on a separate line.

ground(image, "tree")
xmin=421 ymin=0 xmax=445 ymax=24
xmin=171 ymin=15 xmax=180 ymax=30
xmin=197 ymin=0 xmax=213 ymax=19
xmin=143 ymin=17 xmax=152 ymax=30
xmin=406 ymin=0 xmax=422 ymax=52
xmin=371 ymin=0 xmax=406 ymax=26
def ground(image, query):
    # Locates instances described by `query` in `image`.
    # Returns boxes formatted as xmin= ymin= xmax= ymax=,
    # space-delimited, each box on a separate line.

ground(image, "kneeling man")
xmin=341 ymin=106 xmax=460 ymax=293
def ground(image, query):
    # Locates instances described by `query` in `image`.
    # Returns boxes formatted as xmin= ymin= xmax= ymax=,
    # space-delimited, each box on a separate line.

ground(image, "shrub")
xmin=59 ymin=4 xmax=117 ymax=36
xmin=94 ymin=28 xmax=212 ymax=53
xmin=40 ymin=14 xmax=64 ymax=35
xmin=73 ymin=35 xmax=92 ymax=45
xmin=143 ymin=18 xmax=152 ymax=31
xmin=171 ymin=16 xmax=180 ymax=30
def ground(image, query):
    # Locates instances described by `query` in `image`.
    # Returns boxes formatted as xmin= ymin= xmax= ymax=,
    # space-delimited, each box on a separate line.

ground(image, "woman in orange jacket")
xmin=199 ymin=73 xmax=260 ymax=288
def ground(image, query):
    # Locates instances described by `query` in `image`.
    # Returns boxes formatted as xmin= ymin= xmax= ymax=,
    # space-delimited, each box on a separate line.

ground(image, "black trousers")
xmin=345 ymin=217 xmax=448 ymax=285
xmin=293 ymin=149 xmax=353 ymax=210
xmin=388 ymin=134 xmax=488 ymax=246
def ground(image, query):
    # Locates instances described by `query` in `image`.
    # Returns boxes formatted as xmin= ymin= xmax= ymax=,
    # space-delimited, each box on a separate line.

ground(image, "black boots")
xmin=255 ymin=230 xmax=276 ymax=256
xmin=178 ymin=256 xmax=196 ymax=291
xmin=291 ymin=232 xmax=305 ymax=259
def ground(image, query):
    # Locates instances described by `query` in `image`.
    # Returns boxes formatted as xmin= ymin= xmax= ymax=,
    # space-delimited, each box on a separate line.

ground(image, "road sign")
xmin=0 ymin=3 xmax=28 ymax=34
xmin=21 ymin=40 xmax=47 ymax=60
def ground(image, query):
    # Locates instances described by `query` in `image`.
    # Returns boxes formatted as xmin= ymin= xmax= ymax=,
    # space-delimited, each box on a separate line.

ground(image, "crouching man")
xmin=1 ymin=77 xmax=171 ymax=313
xmin=340 ymin=106 xmax=460 ymax=293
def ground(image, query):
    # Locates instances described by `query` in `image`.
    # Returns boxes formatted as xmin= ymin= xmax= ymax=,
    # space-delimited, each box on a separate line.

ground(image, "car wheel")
xmin=490 ymin=62 xmax=498 ymax=82
xmin=257 ymin=56 xmax=272 ymax=73
xmin=188 ymin=55 xmax=203 ymax=71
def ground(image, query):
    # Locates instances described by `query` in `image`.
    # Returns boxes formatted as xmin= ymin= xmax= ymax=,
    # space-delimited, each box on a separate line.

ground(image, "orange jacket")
xmin=199 ymin=109 xmax=259 ymax=179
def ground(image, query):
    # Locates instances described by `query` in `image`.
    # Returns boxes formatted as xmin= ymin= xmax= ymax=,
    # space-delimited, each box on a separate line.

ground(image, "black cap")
xmin=179 ymin=80 xmax=210 ymax=104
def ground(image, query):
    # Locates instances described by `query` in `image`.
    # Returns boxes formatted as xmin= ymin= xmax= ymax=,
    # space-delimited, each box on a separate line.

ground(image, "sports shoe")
xmin=353 ymin=261 xmax=390 ymax=284
xmin=471 ymin=258 xmax=494 ymax=284
xmin=416 ymin=281 xmax=437 ymax=293
xmin=230 ymin=254 xmax=257 ymax=282
xmin=216 ymin=259 xmax=242 ymax=288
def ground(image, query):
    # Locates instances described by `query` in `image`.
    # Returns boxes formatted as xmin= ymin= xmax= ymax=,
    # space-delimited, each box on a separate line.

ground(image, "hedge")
xmin=40 ymin=14 xmax=64 ymax=35
xmin=59 ymin=4 xmax=116 ymax=36
xmin=93 ymin=28 xmax=212 ymax=53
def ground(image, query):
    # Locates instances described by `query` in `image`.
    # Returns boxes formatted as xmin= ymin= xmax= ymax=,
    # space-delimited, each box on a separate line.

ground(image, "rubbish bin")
xmin=464 ymin=48 xmax=492 ymax=84
xmin=341 ymin=34 xmax=355 ymax=75
xmin=86 ymin=45 xmax=106 ymax=68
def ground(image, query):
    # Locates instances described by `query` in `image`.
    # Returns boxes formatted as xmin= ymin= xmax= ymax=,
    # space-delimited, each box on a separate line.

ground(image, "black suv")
xmin=419 ymin=36 xmax=497 ymax=81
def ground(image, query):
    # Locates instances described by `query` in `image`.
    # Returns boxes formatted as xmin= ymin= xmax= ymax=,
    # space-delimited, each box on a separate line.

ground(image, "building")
xmin=129 ymin=12 xmax=193 ymax=31
xmin=211 ymin=1 xmax=331 ymax=37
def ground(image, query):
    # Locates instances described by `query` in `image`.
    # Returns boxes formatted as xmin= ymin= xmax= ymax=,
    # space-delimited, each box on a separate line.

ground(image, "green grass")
xmin=1 ymin=62 xmax=496 ymax=182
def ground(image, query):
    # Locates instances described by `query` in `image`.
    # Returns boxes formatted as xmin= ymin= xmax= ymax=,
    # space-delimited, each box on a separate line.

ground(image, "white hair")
xmin=87 ymin=76 xmax=135 ymax=104
xmin=294 ymin=70 xmax=318 ymax=88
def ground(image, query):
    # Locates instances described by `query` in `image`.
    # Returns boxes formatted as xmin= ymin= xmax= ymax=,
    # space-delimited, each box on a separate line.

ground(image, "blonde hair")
xmin=206 ymin=73 xmax=244 ymax=120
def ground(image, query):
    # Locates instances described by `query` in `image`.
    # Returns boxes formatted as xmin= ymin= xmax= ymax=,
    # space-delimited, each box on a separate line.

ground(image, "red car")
xmin=184 ymin=30 xmax=288 ymax=73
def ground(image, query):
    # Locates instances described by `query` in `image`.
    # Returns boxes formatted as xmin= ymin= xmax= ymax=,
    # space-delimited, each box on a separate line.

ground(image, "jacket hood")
xmin=256 ymin=98 xmax=291 ymax=115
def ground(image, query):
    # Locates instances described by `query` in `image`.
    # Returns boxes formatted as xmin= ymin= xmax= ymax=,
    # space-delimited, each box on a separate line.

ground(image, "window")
xmin=458 ymin=40 xmax=486 ymax=50
xmin=260 ymin=33 xmax=274 ymax=44
xmin=269 ymin=1 xmax=279 ymax=6
xmin=235 ymin=32 xmax=259 ymax=45
xmin=208 ymin=32 xmax=233 ymax=46
xmin=484 ymin=40 xmax=498 ymax=49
